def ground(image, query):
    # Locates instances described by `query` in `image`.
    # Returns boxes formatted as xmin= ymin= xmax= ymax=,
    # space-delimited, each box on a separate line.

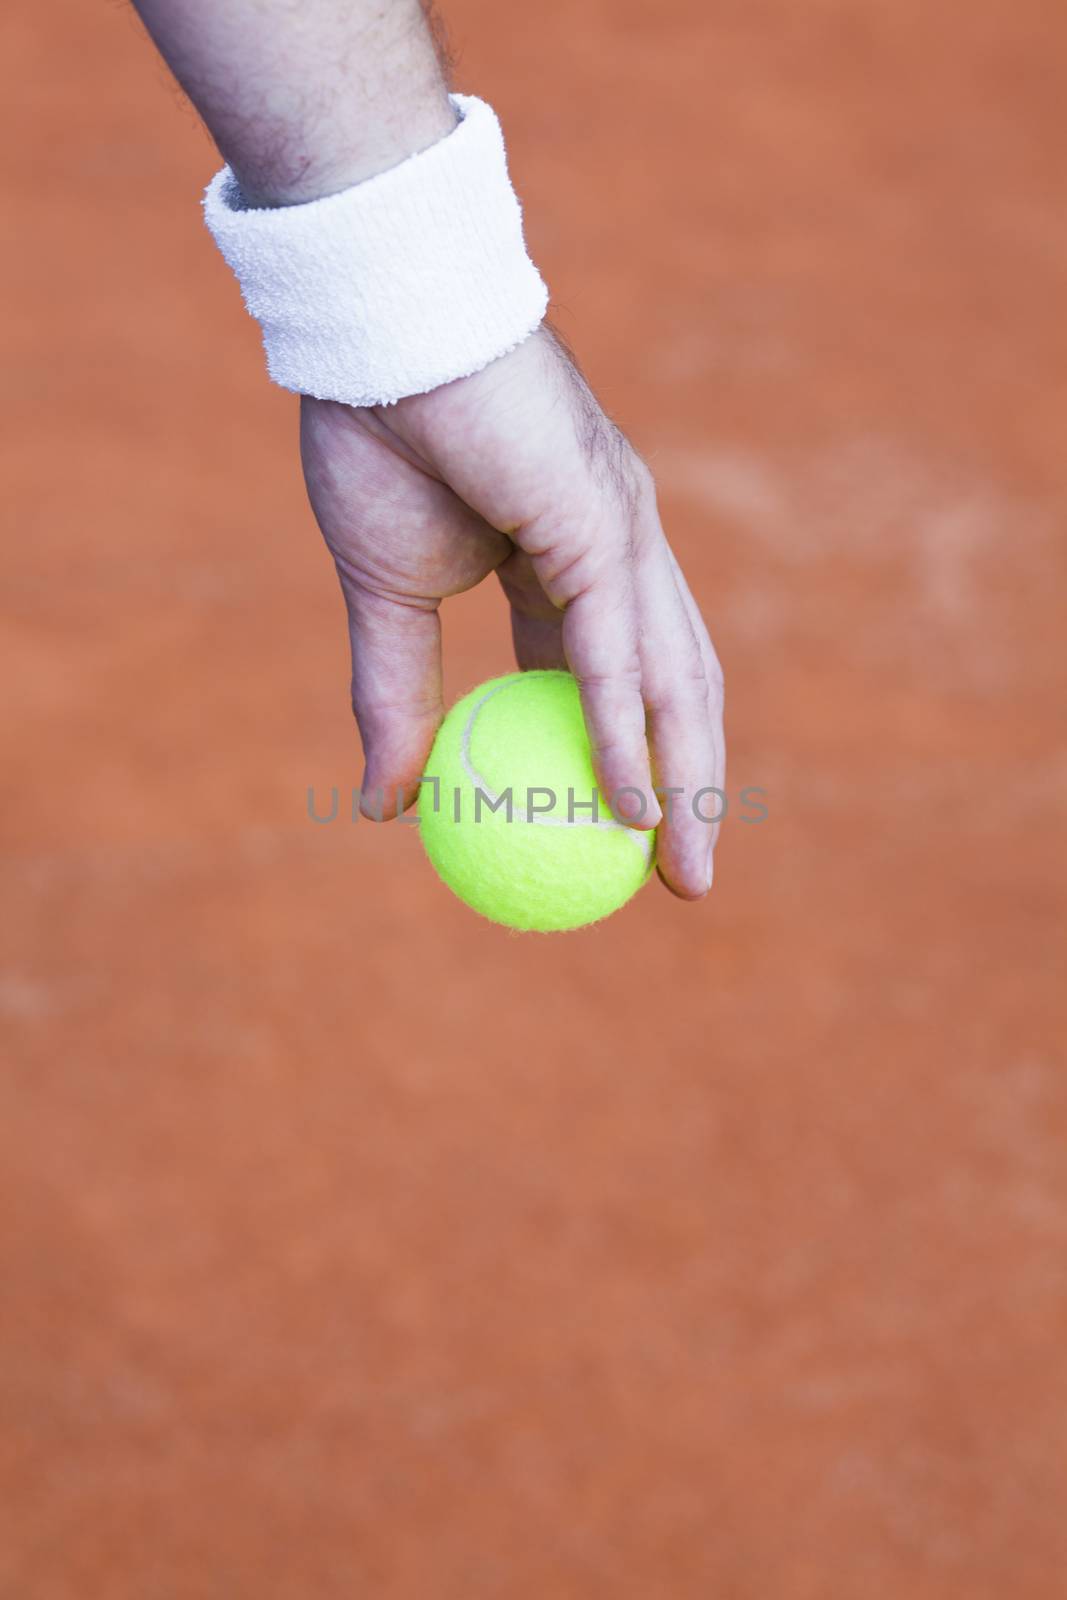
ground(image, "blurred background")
xmin=2 ymin=0 xmax=1065 ymax=1594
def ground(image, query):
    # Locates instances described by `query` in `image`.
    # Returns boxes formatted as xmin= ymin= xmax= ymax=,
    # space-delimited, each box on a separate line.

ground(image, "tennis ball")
xmin=419 ymin=670 xmax=655 ymax=932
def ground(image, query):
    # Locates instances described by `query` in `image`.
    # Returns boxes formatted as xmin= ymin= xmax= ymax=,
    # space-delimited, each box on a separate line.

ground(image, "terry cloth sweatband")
xmin=202 ymin=93 xmax=549 ymax=408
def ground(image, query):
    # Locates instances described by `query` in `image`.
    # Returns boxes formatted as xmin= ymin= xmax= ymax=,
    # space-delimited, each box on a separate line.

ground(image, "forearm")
xmin=131 ymin=0 xmax=457 ymax=204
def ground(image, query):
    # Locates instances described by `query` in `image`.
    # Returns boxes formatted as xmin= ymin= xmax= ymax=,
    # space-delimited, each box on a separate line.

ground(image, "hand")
xmin=300 ymin=324 xmax=725 ymax=900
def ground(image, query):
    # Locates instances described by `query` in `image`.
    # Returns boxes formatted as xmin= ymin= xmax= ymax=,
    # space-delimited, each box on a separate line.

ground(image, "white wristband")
xmin=203 ymin=93 xmax=549 ymax=408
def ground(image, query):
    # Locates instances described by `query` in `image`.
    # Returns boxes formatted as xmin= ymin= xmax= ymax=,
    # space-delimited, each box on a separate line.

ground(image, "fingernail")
xmin=705 ymin=841 xmax=715 ymax=892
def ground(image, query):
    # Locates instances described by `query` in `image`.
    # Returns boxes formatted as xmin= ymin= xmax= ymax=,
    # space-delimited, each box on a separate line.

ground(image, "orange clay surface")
xmin=2 ymin=1 xmax=1065 ymax=1594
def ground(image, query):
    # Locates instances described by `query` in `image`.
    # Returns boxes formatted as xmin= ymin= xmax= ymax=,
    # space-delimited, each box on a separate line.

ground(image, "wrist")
xmin=231 ymin=87 xmax=459 ymax=208
xmin=204 ymin=94 xmax=549 ymax=408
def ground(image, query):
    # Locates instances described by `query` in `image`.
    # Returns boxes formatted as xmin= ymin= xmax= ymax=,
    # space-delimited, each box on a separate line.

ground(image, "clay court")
xmin=3 ymin=0 xmax=1065 ymax=1593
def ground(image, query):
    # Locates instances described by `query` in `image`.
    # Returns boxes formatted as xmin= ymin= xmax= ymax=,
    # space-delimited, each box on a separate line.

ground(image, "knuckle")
xmin=615 ymin=452 xmax=656 ymax=524
xmin=628 ymin=455 xmax=657 ymax=502
xmin=577 ymin=666 xmax=645 ymax=703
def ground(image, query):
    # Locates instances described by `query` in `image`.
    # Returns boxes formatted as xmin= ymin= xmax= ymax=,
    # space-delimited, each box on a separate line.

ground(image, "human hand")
xmin=300 ymin=324 xmax=725 ymax=900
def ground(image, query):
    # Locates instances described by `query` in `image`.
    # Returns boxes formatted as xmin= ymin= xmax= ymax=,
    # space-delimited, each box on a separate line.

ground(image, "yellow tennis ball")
xmin=419 ymin=670 xmax=655 ymax=931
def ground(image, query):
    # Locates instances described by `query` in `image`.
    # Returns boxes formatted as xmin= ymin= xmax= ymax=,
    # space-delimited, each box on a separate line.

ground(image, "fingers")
xmin=343 ymin=585 xmax=443 ymax=820
xmin=639 ymin=541 xmax=726 ymax=900
xmin=519 ymin=504 xmax=661 ymax=828
xmin=495 ymin=548 xmax=567 ymax=671
xmin=525 ymin=458 xmax=723 ymax=894
xmin=562 ymin=578 xmax=661 ymax=829
xmin=665 ymin=546 xmax=727 ymax=865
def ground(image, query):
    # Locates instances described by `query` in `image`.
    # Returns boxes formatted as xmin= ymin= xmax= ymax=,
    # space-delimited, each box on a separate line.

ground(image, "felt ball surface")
xmin=419 ymin=671 xmax=655 ymax=932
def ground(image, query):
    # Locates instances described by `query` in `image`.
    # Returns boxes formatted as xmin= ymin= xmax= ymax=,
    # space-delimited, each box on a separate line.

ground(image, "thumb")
xmin=341 ymin=583 xmax=443 ymax=821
